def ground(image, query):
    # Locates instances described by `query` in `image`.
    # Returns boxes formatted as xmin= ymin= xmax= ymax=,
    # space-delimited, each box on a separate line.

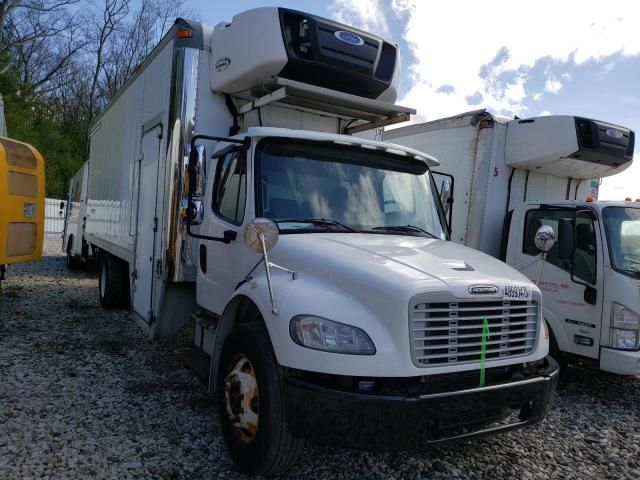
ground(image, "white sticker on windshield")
xmin=503 ymin=285 xmax=531 ymax=301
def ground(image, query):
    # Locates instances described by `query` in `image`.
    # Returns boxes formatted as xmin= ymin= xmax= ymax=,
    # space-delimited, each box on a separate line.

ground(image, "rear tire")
xmin=98 ymin=253 xmax=128 ymax=309
xmin=218 ymin=320 xmax=303 ymax=476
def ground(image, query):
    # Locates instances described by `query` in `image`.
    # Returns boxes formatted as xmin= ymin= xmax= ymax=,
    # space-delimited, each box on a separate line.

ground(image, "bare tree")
xmin=100 ymin=0 xmax=192 ymax=101
xmin=86 ymin=0 xmax=129 ymax=128
xmin=1 ymin=0 xmax=81 ymax=88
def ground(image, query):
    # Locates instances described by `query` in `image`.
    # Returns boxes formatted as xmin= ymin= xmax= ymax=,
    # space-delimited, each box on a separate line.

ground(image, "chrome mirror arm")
xmin=513 ymin=252 xmax=548 ymax=285
xmin=513 ymin=253 xmax=543 ymax=270
xmin=259 ymin=232 xmax=278 ymax=315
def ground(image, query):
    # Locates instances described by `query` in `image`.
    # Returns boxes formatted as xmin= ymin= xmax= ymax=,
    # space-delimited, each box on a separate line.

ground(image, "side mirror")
xmin=557 ymin=219 xmax=573 ymax=260
xmin=432 ymin=171 xmax=454 ymax=238
xmin=584 ymin=285 xmax=597 ymax=305
xmin=243 ymin=217 xmax=292 ymax=316
xmin=185 ymin=199 xmax=204 ymax=225
xmin=188 ymin=144 xmax=207 ymax=197
xmin=534 ymin=225 xmax=556 ymax=253
xmin=59 ymin=201 xmax=65 ymax=211
xmin=244 ymin=217 xmax=279 ymax=253
xmin=570 ymin=209 xmax=598 ymax=305
xmin=439 ymin=179 xmax=452 ymax=218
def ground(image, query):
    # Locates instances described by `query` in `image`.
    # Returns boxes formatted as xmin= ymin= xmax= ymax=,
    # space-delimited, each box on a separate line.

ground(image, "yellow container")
xmin=0 ymin=136 xmax=45 ymax=265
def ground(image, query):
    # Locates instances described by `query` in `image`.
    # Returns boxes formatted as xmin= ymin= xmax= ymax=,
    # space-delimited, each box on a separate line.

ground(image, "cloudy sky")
xmin=189 ymin=0 xmax=639 ymax=200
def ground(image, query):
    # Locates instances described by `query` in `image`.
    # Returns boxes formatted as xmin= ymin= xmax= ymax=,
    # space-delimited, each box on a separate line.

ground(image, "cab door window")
xmin=523 ymin=209 xmax=573 ymax=271
xmin=523 ymin=208 xmax=597 ymax=284
xmin=213 ymin=151 xmax=246 ymax=225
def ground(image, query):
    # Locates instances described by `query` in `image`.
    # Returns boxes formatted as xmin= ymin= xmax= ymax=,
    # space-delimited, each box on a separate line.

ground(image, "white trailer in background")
xmin=385 ymin=110 xmax=639 ymax=375
xmin=73 ymin=10 xmax=558 ymax=475
xmin=62 ymin=161 xmax=89 ymax=268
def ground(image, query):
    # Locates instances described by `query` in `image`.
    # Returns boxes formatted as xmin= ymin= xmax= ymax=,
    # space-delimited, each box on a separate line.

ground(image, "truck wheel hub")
xmin=224 ymin=354 xmax=259 ymax=444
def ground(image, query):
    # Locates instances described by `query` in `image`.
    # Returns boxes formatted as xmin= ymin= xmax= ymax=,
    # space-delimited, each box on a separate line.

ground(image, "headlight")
xmin=289 ymin=315 xmax=376 ymax=355
xmin=611 ymin=303 xmax=640 ymax=350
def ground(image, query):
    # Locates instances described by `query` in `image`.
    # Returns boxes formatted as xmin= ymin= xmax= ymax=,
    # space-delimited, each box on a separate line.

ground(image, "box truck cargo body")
xmin=385 ymin=110 xmax=639 ymax=375
xmin=75 ymin=10 xmax=558 ymax=475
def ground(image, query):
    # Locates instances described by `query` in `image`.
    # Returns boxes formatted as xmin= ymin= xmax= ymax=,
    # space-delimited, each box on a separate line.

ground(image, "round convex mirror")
xmin=244 ymin=217 xmax=279 ymax=253
xmin=534 ymin=225 xmax=556 ymax=253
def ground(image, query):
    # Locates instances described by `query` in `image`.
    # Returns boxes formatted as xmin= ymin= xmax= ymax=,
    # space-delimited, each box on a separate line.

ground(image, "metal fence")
xmin=45 ymin=198 xmax=66 ymax=234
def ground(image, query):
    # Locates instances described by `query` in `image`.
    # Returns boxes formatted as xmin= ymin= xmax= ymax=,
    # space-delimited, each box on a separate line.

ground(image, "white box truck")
xmin=62 ymin=160 xmax=89 ymax=269
xmin=74 ymin=9 xmax=558 ymax=475
xmin=385 ymin=110 xmax=639 ymax=375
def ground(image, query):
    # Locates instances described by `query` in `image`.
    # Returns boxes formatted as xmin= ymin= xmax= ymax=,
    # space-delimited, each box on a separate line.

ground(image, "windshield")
xmin=256 ymin=139 xmax=447 ymax=239
xmin=602 ymin=207 xmax=640 ymax=277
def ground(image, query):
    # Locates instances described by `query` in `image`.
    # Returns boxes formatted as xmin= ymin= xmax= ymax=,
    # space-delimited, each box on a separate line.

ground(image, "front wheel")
xmin=218 ymin=321 xmax=302 ymax=476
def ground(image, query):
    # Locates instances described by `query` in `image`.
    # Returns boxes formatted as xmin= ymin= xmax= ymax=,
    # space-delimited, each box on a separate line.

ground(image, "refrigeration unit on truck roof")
xmin=209 ymin=7 xmax=399 ymax=102
xmin=505 ymin=115 xmax=634 ymax=178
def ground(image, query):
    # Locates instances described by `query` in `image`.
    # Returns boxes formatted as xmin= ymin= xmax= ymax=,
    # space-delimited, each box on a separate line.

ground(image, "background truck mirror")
xmin=439 ymin=179 xmax=453 ymax=217
xmin=557 ymin=219 xmax=573 ymax=260
xmin=569 ymin=209 xmax=598 ymax=305
xmin=584 ymin=285 xmax=597 ymax=305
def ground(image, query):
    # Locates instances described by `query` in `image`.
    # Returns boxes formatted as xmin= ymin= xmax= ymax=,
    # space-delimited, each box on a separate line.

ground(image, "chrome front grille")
xmin=410 ymin=298 xmax=538 ymax=366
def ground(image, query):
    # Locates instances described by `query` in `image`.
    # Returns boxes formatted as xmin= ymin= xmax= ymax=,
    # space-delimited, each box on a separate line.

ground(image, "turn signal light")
xmin=176 ymin=29 xmax=192 ymax=39
xmin=625 ymin=197 xmax=632 ymax=201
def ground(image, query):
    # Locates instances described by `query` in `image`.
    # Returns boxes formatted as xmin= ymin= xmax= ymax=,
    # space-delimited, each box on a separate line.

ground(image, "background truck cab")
xmin=385 ymin=110 xmax=638 ymax=376
xmin=507 ymin=201 xmax=640 ymax=374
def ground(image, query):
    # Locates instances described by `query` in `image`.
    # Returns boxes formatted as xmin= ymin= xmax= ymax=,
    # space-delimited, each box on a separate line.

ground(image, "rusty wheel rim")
xmin=224 ymin=353 xmax=259 ymax=445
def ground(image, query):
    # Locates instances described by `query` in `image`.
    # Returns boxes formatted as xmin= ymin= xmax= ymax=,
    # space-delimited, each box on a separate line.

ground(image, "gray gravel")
xmin=1 ymin=236 xmax=640 ymax=480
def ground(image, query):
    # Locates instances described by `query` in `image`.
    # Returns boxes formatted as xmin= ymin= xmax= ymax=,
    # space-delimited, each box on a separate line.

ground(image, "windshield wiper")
xmin=276 ymin=218 xmax=359 ymax=233
xmin=617 ymin=267 xmax=640 ymax=278
xmin=371 ymin=225 xmax=437 ymax=239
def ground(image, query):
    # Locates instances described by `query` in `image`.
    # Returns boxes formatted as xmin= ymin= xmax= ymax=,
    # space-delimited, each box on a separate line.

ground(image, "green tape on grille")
xmin=480 ymin=316 xmax=490 ymax=386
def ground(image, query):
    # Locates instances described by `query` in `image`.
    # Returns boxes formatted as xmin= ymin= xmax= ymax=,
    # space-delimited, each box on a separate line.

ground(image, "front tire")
xmin=218 ymin=321 xmax=302 ymax=476
xmin=98 ymin=253 xmax=128 ymax=309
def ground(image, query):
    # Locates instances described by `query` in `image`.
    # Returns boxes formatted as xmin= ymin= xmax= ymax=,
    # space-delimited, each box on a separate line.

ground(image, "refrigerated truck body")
xmin=76 ymin=10 xmax=558 ymax=475
xmin=385 ymin=110 xmax=639 ymax=375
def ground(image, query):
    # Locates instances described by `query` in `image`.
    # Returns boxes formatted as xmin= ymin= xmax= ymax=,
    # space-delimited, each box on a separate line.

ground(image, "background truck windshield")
xmin=603 ymin=207 xmax=640 ymax=277
xmin=257 ymin=139 xmax=447 ymax=239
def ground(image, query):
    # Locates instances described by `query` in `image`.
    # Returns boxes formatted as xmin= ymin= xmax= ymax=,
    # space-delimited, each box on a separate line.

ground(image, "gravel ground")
xmin=1 ymin=236 xmax=640 ymax=480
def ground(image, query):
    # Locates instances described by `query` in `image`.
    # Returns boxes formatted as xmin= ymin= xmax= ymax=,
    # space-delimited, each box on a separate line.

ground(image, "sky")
xmin=187 ymin=0 xmax=640 ymax=200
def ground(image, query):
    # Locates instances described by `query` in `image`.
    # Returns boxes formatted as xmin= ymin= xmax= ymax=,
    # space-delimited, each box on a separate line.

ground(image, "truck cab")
xmin=506 ymin=201 xmax=640 ymax=374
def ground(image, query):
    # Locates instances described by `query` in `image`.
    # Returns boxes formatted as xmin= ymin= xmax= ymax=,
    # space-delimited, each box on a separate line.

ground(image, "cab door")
xmin=196 ymin=148 xmax=255 ymax=315
xmin=507 ymin=206 xmax=604 ymax=358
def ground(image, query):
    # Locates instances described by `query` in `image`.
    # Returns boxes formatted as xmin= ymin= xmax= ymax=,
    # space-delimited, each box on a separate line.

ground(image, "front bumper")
xmin=284 ymin=357 xmax=559 ymax=450
xmin=600 ymin=347 xmax=640 ymax=375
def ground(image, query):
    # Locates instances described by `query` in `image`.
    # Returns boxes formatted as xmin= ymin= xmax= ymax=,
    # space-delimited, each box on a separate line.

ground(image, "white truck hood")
xmin=273 ymin=233 xmax=538 ymax=299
